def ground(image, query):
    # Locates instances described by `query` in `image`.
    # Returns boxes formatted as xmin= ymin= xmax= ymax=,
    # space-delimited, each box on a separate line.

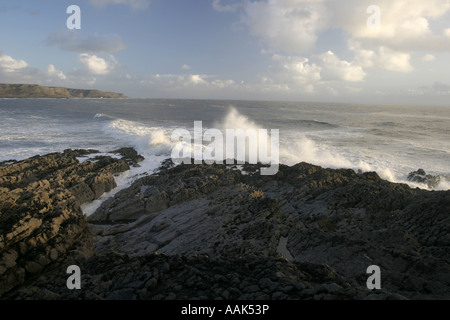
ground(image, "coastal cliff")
xmin=0 ymin=84 xmax=127 ymax=99
xmin=1 ymin=150 xmax=449 ymax=300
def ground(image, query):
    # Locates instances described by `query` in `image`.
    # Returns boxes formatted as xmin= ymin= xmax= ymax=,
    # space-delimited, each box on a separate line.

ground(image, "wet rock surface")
xmin=407 ymin=169 xmax=444 ymax=189
xmin=1 ymin=156 xmax=449 ymax=300
xmin=0 ymin=150 xmax=131 ymax=296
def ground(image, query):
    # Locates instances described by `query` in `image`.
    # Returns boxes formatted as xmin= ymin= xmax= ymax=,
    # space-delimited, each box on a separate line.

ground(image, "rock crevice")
xmin=0 ymin=150 xmax=132 ymax=296
xmin=1 ymin=156 xmax=449 ymax=300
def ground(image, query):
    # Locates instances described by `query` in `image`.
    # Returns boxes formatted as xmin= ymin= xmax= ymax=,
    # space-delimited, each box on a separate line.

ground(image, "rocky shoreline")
xmin=1 ymin=149 xmax=449 ymax=300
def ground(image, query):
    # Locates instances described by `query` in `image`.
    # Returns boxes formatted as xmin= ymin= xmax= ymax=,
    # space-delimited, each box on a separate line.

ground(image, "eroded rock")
xmin=2 ymin=158 xmax=449 ymax=300
xmin=0 ymin=149 xmax=137 ymax=296
xmin=407 ymin=169 xmax=441 ymax=189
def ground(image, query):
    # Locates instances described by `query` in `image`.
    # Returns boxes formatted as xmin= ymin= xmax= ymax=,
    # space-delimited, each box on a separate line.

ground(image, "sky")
xmin=1 ymin=0 xmax=450 ymax=105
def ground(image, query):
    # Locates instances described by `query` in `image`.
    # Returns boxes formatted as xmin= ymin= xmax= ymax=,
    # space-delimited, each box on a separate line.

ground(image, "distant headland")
xmin=0 ymin=83 xmax=127 ymax=99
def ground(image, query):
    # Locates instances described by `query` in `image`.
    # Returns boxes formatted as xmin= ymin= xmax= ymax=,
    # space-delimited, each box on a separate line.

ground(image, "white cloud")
xmin=422 ymin=54 xmax=435 ymax=62
xmin=140 ymin=73 xmax=237 ymax=93
xmin=181 ymin=64 xmax=191 ymax=70
xmin=88 ymin=0 xmax=149 ymax=10
xmin=271 ymin=54 xmax=321 ymax=85
xmin=265 ymin=51 xmax=365 ymax=93
xmin=46 ymin=64 xmax=66 ymax=80
xmin=0 ymin=51 xmax=121 ymax=92
xmin=235 ymin=0 xmax=450 ymax=53
xmin=78 ymin=53 xmax=117 ymax=75
xmin=0 ymin=52 xmax=28 ymax=72
xmin=327 ymin=86 xmax=338 ymax=96
xmin=350 ymin=41 xmax=413 ymax=73
xmin=241 ymin=0 xmax=329 ymax=53
xmin=315 ymin=51 xmax=366 ymax=82
xmin=444 ymin=28 xmax=450 ymax=38
xmin=0 ymin=52 xmax=72 ymax=86
xmin=331 ymin=0 xmax=450 ymax=51
xmin=211 ymin=0 xmax=450 ymax=99
xmin=211 ymin=79 xmax=235 ymax=88
xmin=374 ymin=47 xmax=413 ymax=73
xmin=189 ymin=74 xmax=207 ymax=85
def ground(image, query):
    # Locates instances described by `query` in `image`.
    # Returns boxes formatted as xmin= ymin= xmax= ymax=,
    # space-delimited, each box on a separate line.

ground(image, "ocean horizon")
xmin=1 ymin=98 xmax=449 ymax=193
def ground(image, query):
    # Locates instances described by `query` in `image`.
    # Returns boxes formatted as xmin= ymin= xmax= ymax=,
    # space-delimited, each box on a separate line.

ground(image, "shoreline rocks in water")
xmin=1 ymin=150 xmax=449 ymax=300
xmin=407 ymin=169 xmax=443 ymax=189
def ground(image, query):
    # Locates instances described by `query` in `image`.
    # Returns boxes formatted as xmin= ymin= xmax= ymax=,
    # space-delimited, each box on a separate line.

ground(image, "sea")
xmin=1 ymin=98 xmax=449 ymax=213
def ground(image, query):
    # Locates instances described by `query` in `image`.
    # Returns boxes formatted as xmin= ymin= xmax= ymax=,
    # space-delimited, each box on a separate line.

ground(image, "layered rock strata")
xmin=1 ymin=155 xmax=449 ymax=300
xmin=0 ymin=149 xmax=133 ymax=296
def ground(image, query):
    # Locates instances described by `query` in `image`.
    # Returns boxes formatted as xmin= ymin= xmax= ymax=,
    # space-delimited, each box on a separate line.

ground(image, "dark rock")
xmin=111 ymin=148 xmax=145 ymax=167
xmin=407 ymin=169 xmax=441 ymax=189
xmin=106 ymin=288 xmax=136 ymax=300
xmin=2 ymin=157 xmax=449 ymax=300
xmin=0 ymin=149 xmax=135 ymax=297
xmin=63 ymin=149 xmax=100 ymax=157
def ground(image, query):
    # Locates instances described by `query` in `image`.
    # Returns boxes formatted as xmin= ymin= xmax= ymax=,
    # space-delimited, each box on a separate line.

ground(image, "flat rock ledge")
xmin=0 ymin=148 xmax=136 ymax=296
xmin=1 ymin=155 xmax=449 ymax=300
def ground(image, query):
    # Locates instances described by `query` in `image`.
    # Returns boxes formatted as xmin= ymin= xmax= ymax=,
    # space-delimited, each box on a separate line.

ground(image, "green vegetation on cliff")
xmin=0 ymin=83 xmax=127 ymax=98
